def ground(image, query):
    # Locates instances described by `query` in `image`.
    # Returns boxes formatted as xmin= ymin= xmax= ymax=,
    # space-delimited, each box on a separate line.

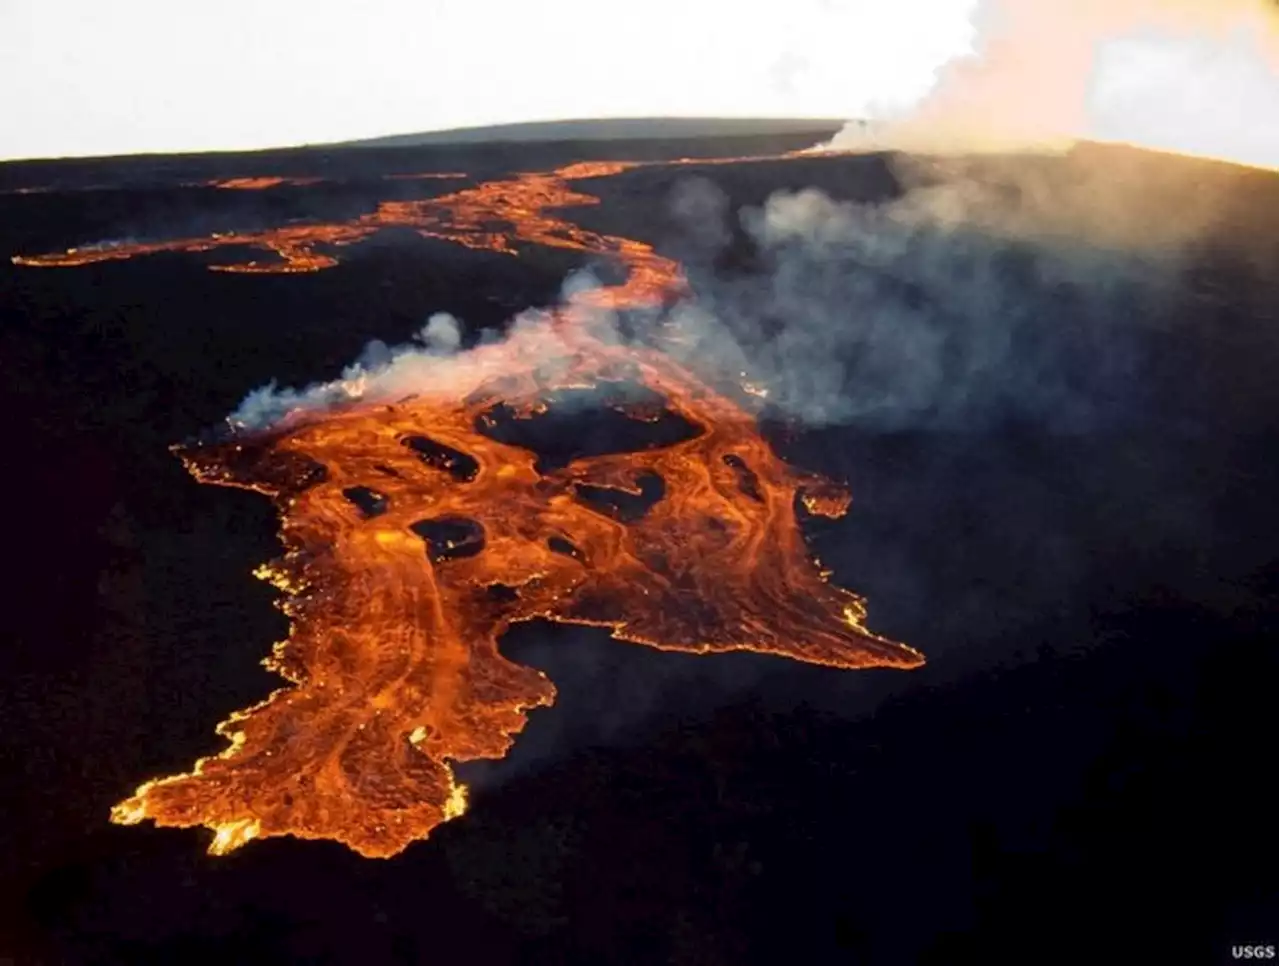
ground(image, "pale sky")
xmin=0 ymin=0 xmax=979 ymax=161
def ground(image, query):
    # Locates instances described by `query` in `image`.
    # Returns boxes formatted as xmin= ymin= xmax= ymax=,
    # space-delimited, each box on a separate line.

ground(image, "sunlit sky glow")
xmin=0 ymin=0 xmax=980 ymax=161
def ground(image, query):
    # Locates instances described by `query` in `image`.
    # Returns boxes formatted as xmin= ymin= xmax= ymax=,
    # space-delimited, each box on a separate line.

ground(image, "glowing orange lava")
xmin=11 ymin=154 xmax=804 ymax=277
xmin=206 ymin=176 xmax=326 ymax=190
xmin=12 ymin=161 xmax=688 ymax=279
xmin=18 ymin=157 xmax=923 ymax=857
xmin=382 ymin=171 xmax=471 ymax=181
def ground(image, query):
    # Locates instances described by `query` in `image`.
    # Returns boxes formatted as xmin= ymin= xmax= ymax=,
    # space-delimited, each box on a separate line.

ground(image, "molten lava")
xmin=206 ymin=176 xmax=326 ymax=190
xmin=17 ymin=157 xmax=923 ymax=857
xmin=12 ymin=162 xmax=685 ymax=280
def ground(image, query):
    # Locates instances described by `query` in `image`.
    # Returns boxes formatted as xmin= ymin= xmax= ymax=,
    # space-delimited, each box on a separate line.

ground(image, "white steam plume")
xmin=227 ymin=277 xmax=615 ymax=432
xmin=817 ymin=0 xmax=1279 ymax=168
xmin=225 ymin=147 xmax=1266 ymax=441
xmin=657 ymin=152 xmax=1220 ymax=433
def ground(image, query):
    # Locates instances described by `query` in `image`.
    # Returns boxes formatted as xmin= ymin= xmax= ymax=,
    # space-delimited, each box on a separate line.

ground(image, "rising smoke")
xmin=226 ymin=0 xmax=1274 ymax=435
xmin=229 ymin=145 xmax=1227 ymax=441
xmin=655 ymin=148 xmax=1232 ymax=434
xmin=819 ymin=0 xmax=1278 ymax=168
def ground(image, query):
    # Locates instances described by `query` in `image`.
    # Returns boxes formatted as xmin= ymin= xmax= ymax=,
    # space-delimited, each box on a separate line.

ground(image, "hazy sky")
xmin=0 ymin=0 xmax=978 ymax=160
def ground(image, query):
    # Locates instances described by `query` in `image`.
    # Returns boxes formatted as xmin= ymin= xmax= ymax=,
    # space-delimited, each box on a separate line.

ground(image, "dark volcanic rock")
xmin=0 ymin=135 xmax=1273 ymax=966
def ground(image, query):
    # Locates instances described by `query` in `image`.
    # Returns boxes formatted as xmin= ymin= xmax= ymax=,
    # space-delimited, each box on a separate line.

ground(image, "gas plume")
xmin=231 ymin=147 xmax=1219 ymax=446
xmin=655 ymin=146 xmax=1244 ymax=434
xmin=819 ymin=0 xmax=1279 ymax=169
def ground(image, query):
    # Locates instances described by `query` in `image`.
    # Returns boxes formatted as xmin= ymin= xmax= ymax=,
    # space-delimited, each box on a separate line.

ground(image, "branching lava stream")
xmin=17 ymin=158 xmax=924 ymax=857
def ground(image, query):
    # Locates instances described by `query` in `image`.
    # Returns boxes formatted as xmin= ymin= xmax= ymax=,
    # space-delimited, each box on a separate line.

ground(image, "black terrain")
xmin=1 ymin=129 xmax=1275 ymax=965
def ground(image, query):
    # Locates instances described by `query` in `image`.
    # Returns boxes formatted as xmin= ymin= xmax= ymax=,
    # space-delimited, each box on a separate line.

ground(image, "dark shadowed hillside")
xmin=0 ymin=132 xmax=1274 ymax=965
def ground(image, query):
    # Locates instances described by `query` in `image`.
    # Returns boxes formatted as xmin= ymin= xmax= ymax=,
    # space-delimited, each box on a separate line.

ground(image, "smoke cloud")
xmin=228 ymin=146 xmax=1234 ymax=442
xmin=231 ymin=308 xmax=527 ymax=429
xmin=655 ymin=150 xmax=1221 ymax=433
xmin=819 ymin=0 xmax=1278 ymax=169
xmin=220 ymin=2 xmax=1276 ymax=436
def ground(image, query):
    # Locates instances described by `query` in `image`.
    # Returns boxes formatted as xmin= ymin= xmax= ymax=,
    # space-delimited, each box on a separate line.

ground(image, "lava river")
xmin=16 ymin=158 xmax=924 ymax=857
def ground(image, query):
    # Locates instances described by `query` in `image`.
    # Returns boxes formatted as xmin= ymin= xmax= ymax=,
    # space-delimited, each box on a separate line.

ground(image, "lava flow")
xmin=11 ymin=161 xmax=667 ymax=277
xmin=20 ymin=159 xmax=923 ymax=857
xmin=205 ymin=176 xmax=327 ymax=190
xmin=8 ymin=157 xmax=751 ymax=278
